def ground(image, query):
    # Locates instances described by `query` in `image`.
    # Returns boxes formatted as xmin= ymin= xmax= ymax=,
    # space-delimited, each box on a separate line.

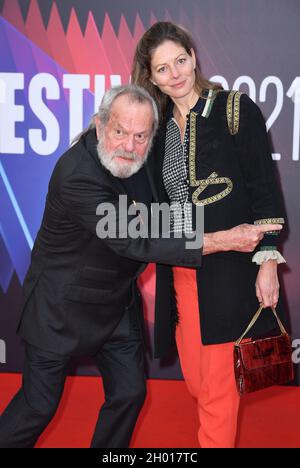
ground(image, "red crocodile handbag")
xmin=234 ymin=306 xmax=294 ymax=395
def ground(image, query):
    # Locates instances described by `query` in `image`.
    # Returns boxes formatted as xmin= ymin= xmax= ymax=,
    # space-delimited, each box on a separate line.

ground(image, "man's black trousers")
xmin=0 ymin=304 xmax=146 ymax=448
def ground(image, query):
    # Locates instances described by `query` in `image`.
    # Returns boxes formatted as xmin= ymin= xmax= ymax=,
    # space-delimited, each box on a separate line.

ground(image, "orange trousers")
xmin=173 ymin=266 xmax=240 ymax=448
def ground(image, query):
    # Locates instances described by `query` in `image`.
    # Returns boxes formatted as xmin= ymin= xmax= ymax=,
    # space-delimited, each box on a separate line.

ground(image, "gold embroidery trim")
xmin=189 ymin=112 xmax=233 ymax=206
xmin=191 ymin=172 xmax=233 ymax=206
xmin=189 ymin=111 xmax=198 ymax=187
xmin=254 ymin=218 xmax=285 ymax=225
xmin=227 ymin=91 xmax=242 ymax=135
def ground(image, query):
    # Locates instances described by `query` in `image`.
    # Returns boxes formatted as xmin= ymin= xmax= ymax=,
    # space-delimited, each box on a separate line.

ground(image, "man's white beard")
xmin=96 ymin=133 xmax=149 ymax=179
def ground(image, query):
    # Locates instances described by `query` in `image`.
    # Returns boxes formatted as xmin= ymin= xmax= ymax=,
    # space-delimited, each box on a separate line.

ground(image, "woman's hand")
xmin=255 ymin=260 xmax=280 ymax=308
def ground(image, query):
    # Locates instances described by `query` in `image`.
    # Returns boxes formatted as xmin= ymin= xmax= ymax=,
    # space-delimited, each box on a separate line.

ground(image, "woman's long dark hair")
xmin=131 ymin=21 xmax=222 ymax=118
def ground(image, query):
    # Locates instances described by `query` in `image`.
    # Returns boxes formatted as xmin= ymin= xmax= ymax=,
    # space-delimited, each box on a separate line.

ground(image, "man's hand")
xmin=255 ymin=260 xmax=280 ymax=308
xmin=222 ymin=223 xmax=283 ymax=253
xmin=203 ymin=223 xmax=283 ymax=255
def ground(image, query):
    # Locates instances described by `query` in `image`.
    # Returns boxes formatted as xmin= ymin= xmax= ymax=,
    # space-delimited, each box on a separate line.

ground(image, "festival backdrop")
xmin=0 ymin=0 xmax=299 ymax=380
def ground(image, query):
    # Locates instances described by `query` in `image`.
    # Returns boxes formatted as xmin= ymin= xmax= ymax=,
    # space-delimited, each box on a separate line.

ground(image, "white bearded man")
xmin=0 ymin=85 xmax=203 ymax=448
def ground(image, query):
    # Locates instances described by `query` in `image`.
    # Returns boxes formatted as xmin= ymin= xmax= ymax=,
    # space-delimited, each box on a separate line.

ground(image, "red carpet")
xmin=0 ymin=373 xmax=299 ymax=448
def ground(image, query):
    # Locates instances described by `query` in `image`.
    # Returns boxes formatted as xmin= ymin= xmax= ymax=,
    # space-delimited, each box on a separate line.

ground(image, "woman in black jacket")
xmin=132 ymin=21 xmax=286 ymax=448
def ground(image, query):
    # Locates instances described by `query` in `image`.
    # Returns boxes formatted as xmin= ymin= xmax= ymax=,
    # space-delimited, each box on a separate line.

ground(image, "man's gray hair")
xmin=72 ymin=84 xmax=159 ymax=145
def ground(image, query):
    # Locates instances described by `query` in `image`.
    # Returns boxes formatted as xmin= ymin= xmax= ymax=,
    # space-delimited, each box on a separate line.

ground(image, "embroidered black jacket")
xmin=148 ymin=90 xmax=287 ymax=358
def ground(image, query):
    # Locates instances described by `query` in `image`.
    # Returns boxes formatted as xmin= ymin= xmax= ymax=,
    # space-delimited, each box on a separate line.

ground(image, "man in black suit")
xmin=0 ymin=85 xmax=202 ymax=448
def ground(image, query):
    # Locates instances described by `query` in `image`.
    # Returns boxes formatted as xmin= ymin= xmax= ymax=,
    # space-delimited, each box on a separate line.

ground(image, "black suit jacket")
xmin=18 ymin=130 xmax=202 ymax=356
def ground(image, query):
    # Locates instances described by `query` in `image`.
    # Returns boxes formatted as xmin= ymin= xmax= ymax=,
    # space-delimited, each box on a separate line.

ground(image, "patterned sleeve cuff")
xmin=254 ymin=217 xmax=285 ymax=250
xmin=254 ymin=218 xmax=285 ymax=234
xmin=254 ymin=218 xmax=285 ymax=225
xmin=252 ymin=249 xmax=286 ymax=265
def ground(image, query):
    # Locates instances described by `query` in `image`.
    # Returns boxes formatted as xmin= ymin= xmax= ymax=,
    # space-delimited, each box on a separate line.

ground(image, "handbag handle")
xmin=235 ymin=306 xmax=288 ymax=346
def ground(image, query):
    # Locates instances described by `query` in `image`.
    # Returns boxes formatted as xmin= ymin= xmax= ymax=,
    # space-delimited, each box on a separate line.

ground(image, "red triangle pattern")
xmin=25 ymin=0 xmax=52 ymax=57
xmin=1 ymin=0 xmax=149 ymax=90
xmin=1 ymin=0 xmax=26 ymax=35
